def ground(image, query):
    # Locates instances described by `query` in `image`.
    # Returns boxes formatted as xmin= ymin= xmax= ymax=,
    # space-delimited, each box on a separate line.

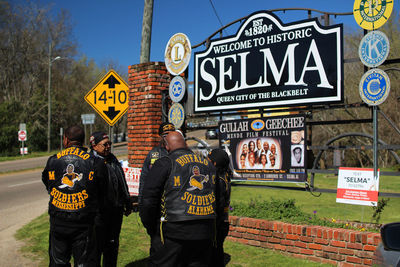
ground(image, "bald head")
xmin=165 ymin=131 xmax=187 ymax=152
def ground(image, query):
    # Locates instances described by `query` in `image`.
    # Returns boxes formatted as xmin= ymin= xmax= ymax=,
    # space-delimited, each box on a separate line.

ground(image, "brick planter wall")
xmin=228 ymin=216 xmax=381 ymax=266
xmin=127 ymin=62 xmax=171 ymax=167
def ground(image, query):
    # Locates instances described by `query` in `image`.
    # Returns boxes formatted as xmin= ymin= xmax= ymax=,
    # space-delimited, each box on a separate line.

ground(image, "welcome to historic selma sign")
xmin=194 ymin=11 xmax=344 ymax=112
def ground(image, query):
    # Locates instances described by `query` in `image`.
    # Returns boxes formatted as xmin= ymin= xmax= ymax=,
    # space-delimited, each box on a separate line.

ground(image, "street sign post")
xmin=81 ymin=113 xmax=96 ymax=125
xmin=81 ymin=113 xmax=96 ymax=146
xmin=18 ymin=130 xmax=27 ymax=142
xmin=84 ymin=70 xmax=129 ymax=126
xmin=18 ymin=130 xmax=27 ymax=156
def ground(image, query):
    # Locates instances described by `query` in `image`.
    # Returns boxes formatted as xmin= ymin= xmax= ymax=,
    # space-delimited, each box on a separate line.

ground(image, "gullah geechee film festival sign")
xmin=194 ymin=11 xmax=343 ymax=112
xmin=219 ymin=115 xmax=307 ymax=182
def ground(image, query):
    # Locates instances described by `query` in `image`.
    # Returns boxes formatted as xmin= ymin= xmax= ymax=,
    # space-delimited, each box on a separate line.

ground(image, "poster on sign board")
xmin=123 ymin=167 xmax=141 ymax=196
xmin=336 ymin=167 xmax=379 ymax=207
xmin=218 ymin=114 xmax=307 ymax=182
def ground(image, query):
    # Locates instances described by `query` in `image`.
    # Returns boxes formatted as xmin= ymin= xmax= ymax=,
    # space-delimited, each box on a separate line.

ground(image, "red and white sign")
xmin=18 ymin=130 xmax=27 ymax=141
xmin=123 ymin=167 xmax=141 ymax=196
xmin=336 ymin=167 xmax=379 ymax=206
xmin=20 ymin=147 xmax=28 ymax=155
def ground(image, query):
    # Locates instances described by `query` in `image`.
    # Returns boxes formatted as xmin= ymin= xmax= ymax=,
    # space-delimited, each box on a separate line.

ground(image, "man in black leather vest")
xmin=42 ymin=125 xmax=107 ymax=267
xmin=139 ymin=131 xmax=217 ymax=266
xmin=208 ymin=148 xmax=232 ymax=267
xmin=139 ymin=122 xmax=175 ymax=205
xmin=89 ymin=131 xmax=133 ymax=267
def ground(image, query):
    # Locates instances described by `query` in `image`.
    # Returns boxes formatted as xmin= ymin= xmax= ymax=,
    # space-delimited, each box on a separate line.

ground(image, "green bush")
xmin=231 ymin=197 xmax=345 ymax=228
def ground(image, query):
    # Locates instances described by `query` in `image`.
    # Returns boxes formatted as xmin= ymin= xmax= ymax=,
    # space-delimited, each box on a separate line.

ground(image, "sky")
xmin=28 ymin=0 xmax=400 ymax=79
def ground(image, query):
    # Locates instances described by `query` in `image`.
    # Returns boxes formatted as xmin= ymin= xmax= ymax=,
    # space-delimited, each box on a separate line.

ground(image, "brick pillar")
xmin=127 ymin=62 xmax=171 ymax=167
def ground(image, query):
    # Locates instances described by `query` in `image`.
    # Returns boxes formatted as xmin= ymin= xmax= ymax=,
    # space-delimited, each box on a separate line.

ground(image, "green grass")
xmin=16 ymin=170 xmax=400 ymax=266
xmin=230 ymin=185 xmax=400 ymax=225
xmin=0 ymin=150 xmax=58 ymax=162
xmin=230 ymin=168 xmax=400 ymax=225
xmin=16 ymin=213 xmax=330 ymax=267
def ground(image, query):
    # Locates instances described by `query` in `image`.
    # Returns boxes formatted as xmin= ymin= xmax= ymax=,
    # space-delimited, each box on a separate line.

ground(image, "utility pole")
xmin=47 ymin=42 xmax=52 ymax=153
xmin=47 ymin=41 xmax=61 ymax=153
xmin=140 ymin=0 xmax=154 ymax=63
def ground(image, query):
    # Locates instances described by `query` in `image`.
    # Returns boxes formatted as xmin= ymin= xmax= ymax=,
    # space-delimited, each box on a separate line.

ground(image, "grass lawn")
xmin=16 ymin=213 xmax=331 ymax=267
xmin=231 ymin=170 xmax=400 ymax=225
xmin=16 ymin=170 xmax=400 ymax=265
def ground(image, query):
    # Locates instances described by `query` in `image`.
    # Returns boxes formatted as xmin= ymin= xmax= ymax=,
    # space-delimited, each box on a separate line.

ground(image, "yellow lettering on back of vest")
xmin=174 ymin=176 xmax=181 ymax=187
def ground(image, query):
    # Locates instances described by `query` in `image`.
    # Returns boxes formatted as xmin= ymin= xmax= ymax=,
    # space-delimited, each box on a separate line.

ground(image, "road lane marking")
xmin=8 ymin=180 xmax=41 ymax=188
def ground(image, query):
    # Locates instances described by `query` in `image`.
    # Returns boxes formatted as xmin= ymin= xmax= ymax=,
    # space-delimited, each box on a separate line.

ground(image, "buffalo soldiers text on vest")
xmin=43 ymin=146 xmax=99 ymax=217
xmin=161 ymin=150 xmax=217 ymax=222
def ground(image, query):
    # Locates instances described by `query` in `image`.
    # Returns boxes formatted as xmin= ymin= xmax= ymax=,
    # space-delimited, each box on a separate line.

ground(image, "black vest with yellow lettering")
xmin=45 ymin=146 xmax=98 ymax=218
xmin=161 ymin=148 xmax=216 ymax=222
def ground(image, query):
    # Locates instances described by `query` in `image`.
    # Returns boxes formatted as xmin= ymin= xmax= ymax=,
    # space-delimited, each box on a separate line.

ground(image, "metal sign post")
xmin=373 ymin=106 xmax=378 ymax=180
xmin=60 ymin=127 xmax=63 ymax=151
xmin=81 ymin=113 xmax=96 ymax=146
xmin=109 ymin=125 xmax=114 ymax=152
xmin=18 ymin=129 xmax=27 ymax=156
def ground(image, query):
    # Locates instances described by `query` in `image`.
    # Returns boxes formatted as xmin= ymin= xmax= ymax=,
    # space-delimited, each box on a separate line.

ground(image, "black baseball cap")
xmin=89 ymin=132 xmax=109 ymax=147
xmin=159 ymin=122 xmax=175 ymax=136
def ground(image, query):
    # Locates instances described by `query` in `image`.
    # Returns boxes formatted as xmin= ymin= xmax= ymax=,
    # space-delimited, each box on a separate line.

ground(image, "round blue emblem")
xmin=359 ymin=31 xmax=389 ymax=68
xmin=359 ymin=68 xmax=390 ymax=106
xmin=168 ymin=103 xmax=185 ymax=128
xmin=169 ymin=76 xmax=186 ymax=103
xmin=251 ymin=119 xmax=265 ymax=131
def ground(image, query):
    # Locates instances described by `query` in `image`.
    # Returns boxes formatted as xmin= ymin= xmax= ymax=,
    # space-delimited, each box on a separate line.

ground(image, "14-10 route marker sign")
xmin=85 ymin=70 xmax=129 ymax=126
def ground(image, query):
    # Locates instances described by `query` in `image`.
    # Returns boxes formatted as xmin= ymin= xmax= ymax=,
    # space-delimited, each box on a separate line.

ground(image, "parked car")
xmin=374 ymin=222 xmax=400 ymax=266
xmin=206 ymin=128 xmax=218 ymax=139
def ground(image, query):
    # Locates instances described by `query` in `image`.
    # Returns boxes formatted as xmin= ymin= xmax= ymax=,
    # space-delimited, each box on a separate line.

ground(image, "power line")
xmin=208 ymin=0 xmax=228 ymax=36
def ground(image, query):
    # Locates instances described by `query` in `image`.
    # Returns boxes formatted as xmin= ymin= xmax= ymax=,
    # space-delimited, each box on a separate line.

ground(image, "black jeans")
xmin=49 ymin=222 xmax=96 ymax=267
xmin=210 ymin=222 xmax=229 ymax=267
xmin=149 ymin=234 xmax=212 ymax=267
xmin=95 ymin=207 xmax=124 ymax=267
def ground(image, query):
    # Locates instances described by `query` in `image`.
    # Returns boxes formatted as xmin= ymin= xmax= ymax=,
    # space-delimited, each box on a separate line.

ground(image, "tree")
xmin=311 ymin=14 xmax=400 ymax=168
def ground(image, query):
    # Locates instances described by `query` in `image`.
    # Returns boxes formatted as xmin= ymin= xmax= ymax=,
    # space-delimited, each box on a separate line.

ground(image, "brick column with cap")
xmin=127 ymin=62 xmax=171 ymax=168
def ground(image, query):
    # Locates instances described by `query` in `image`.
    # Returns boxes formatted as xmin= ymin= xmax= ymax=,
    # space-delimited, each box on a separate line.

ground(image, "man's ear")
xmin=62 ymin=136 xmax=69 ymax=149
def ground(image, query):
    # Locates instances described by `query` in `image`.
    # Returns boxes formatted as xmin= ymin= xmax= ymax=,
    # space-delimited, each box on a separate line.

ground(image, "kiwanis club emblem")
xmin=359 ymin=31 xmax=389 ymax=68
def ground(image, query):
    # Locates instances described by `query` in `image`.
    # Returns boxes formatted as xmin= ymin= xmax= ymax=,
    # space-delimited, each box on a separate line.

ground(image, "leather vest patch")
xmin=162 ymin=150 xmax=216 ymax=221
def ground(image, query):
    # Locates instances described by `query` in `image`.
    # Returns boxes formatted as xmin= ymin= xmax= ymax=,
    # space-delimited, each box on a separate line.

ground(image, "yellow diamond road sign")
xmin=85 ymin=70 xmax=129 ymax=126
